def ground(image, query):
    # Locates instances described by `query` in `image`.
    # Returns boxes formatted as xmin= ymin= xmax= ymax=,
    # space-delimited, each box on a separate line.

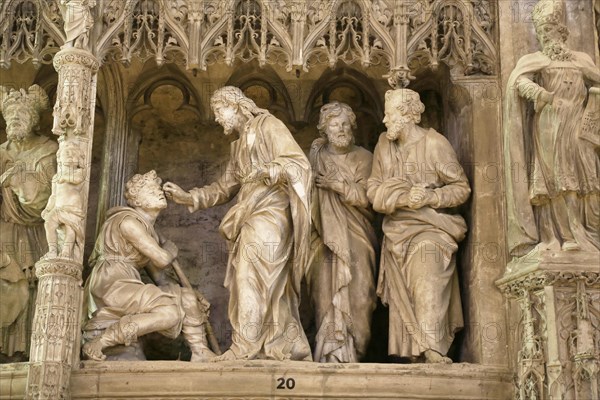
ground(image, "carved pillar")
xmin=451 ymin=76 xmax=509 ymax=366
xmin=290 ymin=1 xmax=306 ymax=69
xmin=26 ymin=48 xmax=99 ymax=400
xmin=497 ymin=257 xmax=600 ymax=400
xmin=96 ymin=63 xmax=130 ymax=231
xmin=386 ymin=2 xmax=413 ymax=88
xmin=187 ymin=0 xmax=204 ymax=71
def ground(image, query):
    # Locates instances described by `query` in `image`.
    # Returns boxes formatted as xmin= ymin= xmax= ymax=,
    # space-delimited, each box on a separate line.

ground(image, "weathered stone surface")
xmin=1 ymin=361 xmax=513 ymax=399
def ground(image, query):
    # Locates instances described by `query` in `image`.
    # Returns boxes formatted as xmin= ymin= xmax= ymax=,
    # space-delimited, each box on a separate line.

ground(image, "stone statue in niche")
xmin=367 ymin=88 xmax=470 ymax=364
xmin=82 ymin=171 xmax=215 ymax=362
xmin=59 ymin=0 xmax=96 ymax=49
xmin=164 ymin=86 xmax=313 ymax=362
xmin=0 ymin=85 xmax=57 ymax=361
xmin=504 ymin=0 xmax=600 ymax=260
xmin=307 ymin=101 xmax=377 ymax=363
xmin=42 ymin=139 xmax=86 ymax=261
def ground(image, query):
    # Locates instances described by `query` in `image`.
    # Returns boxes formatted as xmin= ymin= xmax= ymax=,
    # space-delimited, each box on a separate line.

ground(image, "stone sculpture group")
xmin=1 ymin=0 xmax=598 ymax=365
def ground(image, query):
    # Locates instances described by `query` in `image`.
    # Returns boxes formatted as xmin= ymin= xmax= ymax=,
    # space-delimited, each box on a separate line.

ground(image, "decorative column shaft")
xmin=386 ymin=2 xmax=413 ymax=88
xmin=25 ymin=48 xmax=99 ymax=400
xmin=497 ymin=257 xmax=600 ymax=400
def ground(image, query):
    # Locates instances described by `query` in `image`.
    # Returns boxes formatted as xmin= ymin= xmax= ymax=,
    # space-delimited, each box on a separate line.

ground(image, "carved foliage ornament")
xmin=2 ymin=0 xmax=498 ymax=85
xmin=51 ymin=49 xmax=99 ymax=136
xmin=502 ymin=274 xmax=600 ymax=400
xmin=0 ymin=0 xmax=65 ymax=68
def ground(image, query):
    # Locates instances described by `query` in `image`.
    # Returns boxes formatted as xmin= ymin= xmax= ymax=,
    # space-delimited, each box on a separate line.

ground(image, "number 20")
xmin=276 ymin=377 xmax=295 ymax=390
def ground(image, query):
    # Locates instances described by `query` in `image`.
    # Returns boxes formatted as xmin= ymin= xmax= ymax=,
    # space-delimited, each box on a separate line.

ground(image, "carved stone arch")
xmin=468 ymin=15 xmax=497 ymax=75
xmin=304 ymin=67 xmax=384 ymax=151
xmin=128 ymin=64 xmax=203 ymax=120
xmin=260 ymin=0 xmax=293 ymax=54
xmin=303 ymin=0 xmax=392 ymax=70
xmin=407 ymin=0 xmax=497 ymax=76
xmin=0 ymin=0 xmax=65 ymax=68
xmin=97 ymin=0 xmax=188 ymax=67
xmin=95 ymin=0 xmax=136 ymax=61
xmin=225 ymin=62 xmax=295 ymax=127
xmin=198 ymin=0 xmax=236 ymax=70
xmin=303 ymin=0 xmax=365 ymax=67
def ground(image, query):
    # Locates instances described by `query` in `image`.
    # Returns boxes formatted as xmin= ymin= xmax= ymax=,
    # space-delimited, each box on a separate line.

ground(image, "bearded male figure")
xmin=367 ymin=89 xmax=470 ymax=363
xmin=83 ymin=171 xmax=214 ymax=362
xmin=505 ymin=0 xmax=600 ymax=258
xmin=164 ymin=86 xmax=312 ymax=362
xmin=0 ymin=85 xmax=57 ymax=360
xmin=308 ymin=101 xmax=377 ymax=363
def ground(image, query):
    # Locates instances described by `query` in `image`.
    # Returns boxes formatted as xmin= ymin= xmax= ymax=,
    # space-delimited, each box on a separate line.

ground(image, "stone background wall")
xmin=1 ymin=56 xmax=501 ymax=363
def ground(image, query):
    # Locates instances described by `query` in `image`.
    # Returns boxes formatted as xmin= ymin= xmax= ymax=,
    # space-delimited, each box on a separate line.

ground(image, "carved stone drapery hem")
xmin=496 ymin=254 xmax=600 ymax=400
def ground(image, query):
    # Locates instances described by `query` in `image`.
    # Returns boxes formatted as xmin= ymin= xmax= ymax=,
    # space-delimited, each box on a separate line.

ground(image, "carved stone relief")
xmin=367 ymin=88 xmax=471 ymax=363
xmin=504 ymin=0 xmax=600 ymax=265
xmin=308 ymin=101 xmax=378 ymax=363
xmin=0 ymin=85 xmax=56 ymax=361
xmin=498 ymin=265 xmax=600 ymax=400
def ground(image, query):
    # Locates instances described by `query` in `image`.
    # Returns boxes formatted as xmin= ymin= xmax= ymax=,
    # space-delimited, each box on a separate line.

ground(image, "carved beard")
xmin=216 ymin=117 xmax=235 ymax=135
xmin=328 ymin=133 xmax=352 ymax=148
xmin=6 ymin=124 xmax=29 ymax=143
xmin=541 ymin=39 xmax=573 ymax=61
xmin=386 ymin=120 xmax=412 ymax=141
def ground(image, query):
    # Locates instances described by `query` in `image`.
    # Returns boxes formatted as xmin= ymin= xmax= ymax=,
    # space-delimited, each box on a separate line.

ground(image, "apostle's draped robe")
xmin=367 ymin=128 xmax=470 ymax=358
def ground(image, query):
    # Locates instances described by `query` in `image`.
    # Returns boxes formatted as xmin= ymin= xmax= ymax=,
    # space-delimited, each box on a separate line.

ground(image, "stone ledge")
xmin=1 ymin=361 xmax=512 ymax=399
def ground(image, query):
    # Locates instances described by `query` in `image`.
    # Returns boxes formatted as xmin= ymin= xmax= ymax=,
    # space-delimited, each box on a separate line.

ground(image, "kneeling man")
xmin=82 ymin=170 xmax=214 ymax=362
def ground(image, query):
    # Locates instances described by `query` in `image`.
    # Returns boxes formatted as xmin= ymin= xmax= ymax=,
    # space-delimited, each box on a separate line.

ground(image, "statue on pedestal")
xmin=59 ymin=0 xmax=96 ymax=49
xmin=164 ymin=86 xmax=312 ymax=362
xmin=42 ymin=139 xmax=86 ymax=261
xmin=367 ymin=89 xmax=470 ymax=363
xmin=0 ymin=85 xmax=56 ymax=361
xmin=82 ymin=171 xmax=215 ymax=362
xmin=307 ymin=101 xmax=377 ymax=363
xmin=504 ymin=0 xmax=600 ymax=259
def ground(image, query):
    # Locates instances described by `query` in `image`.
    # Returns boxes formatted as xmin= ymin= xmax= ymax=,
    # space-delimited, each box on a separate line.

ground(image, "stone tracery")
xmin=0 ymin=0 xmax=598 ymax=399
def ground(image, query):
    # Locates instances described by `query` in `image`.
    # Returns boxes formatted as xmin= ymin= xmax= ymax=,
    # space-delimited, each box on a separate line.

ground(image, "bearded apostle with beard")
xmin=164 ymin=86 xmax=312 ymax=362
xmin=367 ymin=89 xmax=470 ymax=363
xmin=308 ymin=102 xmax=377 ymax=363
xmin=505 ymin=0 xmax=600 ymax=258
xmin=0 ymin=85 xmax=57 ymax=359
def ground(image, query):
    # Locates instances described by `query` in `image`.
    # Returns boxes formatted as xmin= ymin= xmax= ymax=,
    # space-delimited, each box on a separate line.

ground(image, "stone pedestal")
xmin=2 ymin=361 xmax=513 ymax=399
xmin=25 ymin=260 xmax=82 ymax=399
xmin=497 ymin=252 xmax=600 ymax=400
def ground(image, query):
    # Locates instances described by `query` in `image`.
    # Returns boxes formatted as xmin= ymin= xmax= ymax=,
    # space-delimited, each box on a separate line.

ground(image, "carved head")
xmin=125 ymin=170 xmax=167 ymax=211
xmin=0 ymin=85 xmax=50 ymax=143
xmin=532 ymin=0 xmax=571 ymax=59
xmin=383 ymin=89 xmax=425 ymax=141
xmin=210 ymin=86 xmax=268 ymax=135
xmin=57 ymin=140 xmax=85 ymax=168
xmin=317 ymin=101 xmax=356 ymax=148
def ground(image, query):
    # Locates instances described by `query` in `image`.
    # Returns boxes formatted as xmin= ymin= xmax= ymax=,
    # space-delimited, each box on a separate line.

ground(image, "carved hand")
xmin=408 ymin=185 xmax=435 ymax=209
xmin=162 ymin=239 xmax=179 ymax=260
xmin=535 ymin=90 xmax=554 ymax=112
xmin=315 ymin=172 xmax=344 ymax=194
xmin=163 ymin=182 xmax=193 ymax=206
